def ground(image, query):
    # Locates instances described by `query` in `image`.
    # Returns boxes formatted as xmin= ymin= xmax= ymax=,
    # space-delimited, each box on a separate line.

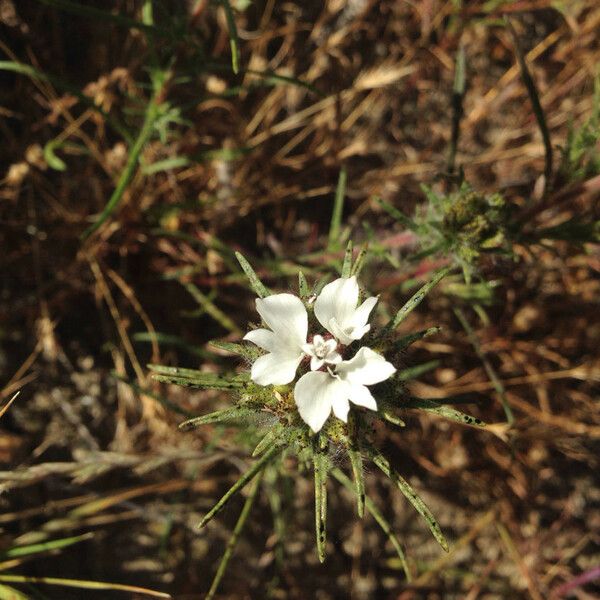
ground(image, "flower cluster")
xmin=243 ymin=276 xmax=396 ymax=432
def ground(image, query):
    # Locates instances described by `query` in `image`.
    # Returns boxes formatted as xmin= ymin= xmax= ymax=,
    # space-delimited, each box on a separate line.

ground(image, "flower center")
xmin=302 ymin=335 xmax=342 ymax=371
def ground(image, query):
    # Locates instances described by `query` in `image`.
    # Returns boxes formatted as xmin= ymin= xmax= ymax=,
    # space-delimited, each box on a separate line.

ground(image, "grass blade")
xmin=331 ymin=468 xmax=411 ymax=580
xmin=235 ymin=252 xmax=271 ymax=298
xmin=35 ymin=0 xmax=170 ymax=36
xmin=220 ymin=0 xmax=241 ymax=74
xmin=328 ymin=167 xmax=347 ymax=250
xmin=81 ymin=98 xmax=159 ymax=239
xmin=206 ymin=472 xmax=262 ymax=600
xmin=367 ymin=446 xmax=449 ymax=552
xmin=506 ymin=17 xmax=553 ymax=195
xmin=184 ymin=283 xmax=242 ymax=335
xmin=0 ymin=575 xmax=170 ymax=598
xmin=2 ymin=534 xmax=93 ymax=559
xmin=198 ymin=443 xmax=283 ymax=528
xmin=447 ymin=44 xmax=466 ymax=176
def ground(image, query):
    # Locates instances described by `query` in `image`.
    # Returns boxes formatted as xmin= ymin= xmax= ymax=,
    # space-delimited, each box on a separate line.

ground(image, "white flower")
xmin=314 ymin=276 xmax=379 ymax=345
xmin=243 ymin=293 xmax=308 ymax=386
xmin=302 ymin=334 xmax=342 ymax=371
xmin=294 ymin=347 xmax=396 ymax=433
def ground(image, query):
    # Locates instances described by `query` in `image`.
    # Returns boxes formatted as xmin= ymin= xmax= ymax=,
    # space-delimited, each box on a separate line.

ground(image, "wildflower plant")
xmin=149 ymin=243 xmax=487 ymax=595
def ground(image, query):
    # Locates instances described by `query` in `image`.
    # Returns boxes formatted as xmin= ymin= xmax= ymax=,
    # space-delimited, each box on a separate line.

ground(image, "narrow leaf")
xmin=298 ymin=271 xmax=309 ymax=298
xmin=199 ymin=444 xmax=282 ymax=528
xmin=379 ymin=408 xmax=406 ymax=427
xmin=403 ymin=397 xmax=485 ymax=428
xmin=2 ymin=534 xmax=93 ymax=559
xmin=235 ymin=252 xmax=270 ymax=298
xmin=179 ymin=406 xmax=257 ymax=431
xmin=376 ymin=197 xmax=419 ymax=231
xmin=312 ymin=437 xmax=329 ymax=563
xmin=0 ymin=584 xmax=30 ymax=600
xmin=0 ymin=574 xmax=170 ymax=598
xmin=393 ymin=327 xmax=441 ymax=352
xmin=206 ymin=473 xmax=262 ymax=600
xmin=220 ymin=0 xmax=241 ymax=74
xmin=396 ymin=360 xmax=440 ymax=381
xmin=328 ymin=167 xmax=347 ymax=250
xmin=332 ymin=468 xmax=411 ymax=581
xmin=367 ymin=446 xmax=449 ymax=552
xmin=350 ymin=243 xmax=369 ymax=277
xmin=346 ymin=446 xmax=365 ymax=518
xmin=252 ymin=425 xmax=284 ymax=457
xmin=341 ymin=240 xmax=353 ymax=278
xmin=184 ymin=282 xmax=242 ymax=335
xmin=385 ymin=268 xmax=450 ymax=332
xmin=209 ymin=340 xmax=258 ymax=359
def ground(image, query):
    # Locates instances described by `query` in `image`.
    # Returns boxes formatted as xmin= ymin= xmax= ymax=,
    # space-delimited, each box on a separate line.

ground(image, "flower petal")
xmin=336 ymin=347 xmax=396 ymax=386
xmin=243 ymin=328 xmax=277 ymax=352
xmin=328 ymin=317 xmax=354 ymax=345
xmin=347 ymin=383 xmax=377 ymax=410
xmin=349 ymin=296 xmax=378 ymax=331
xmin=331 ymin=396 xmax=350 ymax=422
xmin=255 ymin=293 xmax=308 ymax=349
xmin=294 ymin=371 xmax=349 ymax=433
xmin=314 ymin=277 xmax=359 ymax=335
xmin=250 ymin=352 xmax=303 ymax=386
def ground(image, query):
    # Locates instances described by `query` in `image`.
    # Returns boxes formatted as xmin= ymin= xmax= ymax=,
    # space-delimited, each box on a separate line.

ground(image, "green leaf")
xmin=392 ymin=327 xmax=441 ymax=352
xmin=179 ymin=406 xmax=258 ymax=431
xmin=209 ymin=340 xmax=258 ymax=359
xmin=376 ymin=197 xmax=419 ymax=231
xmin=312 ymin=436 xmax=329 ymax=563
xmin=384 ymin=268 xmax=450 ymax=333
xmin=235 ymin=252 xmax=271 ymax=298
xmin=0 ymin=575 xmax=169 ymax=598
xmin=328 ymin=167 xmax=347 ymax=250
xmin=0 ymin=584 xmax=30 ymax=600
xmin=331 ymin=468 xmax=411 ymax=581
xmin=403 ymin=397 xmax=486 ymax=428
xmin=2 ymin=534 xmax=93 ymax=559
xmin=341 ymin=240 xmax=353 ymax=278
xmin=252 ymin=425 xmax=284 ymax=457
xmin=367 ymin=446 xmax=449 ymax=552
xmin=34 ymin=0 xmax=171 ymax=36
xmin=184 ymin=283 xmax=242 ymax=335
xmin=198 ymin=444 xmax=283 ymax=528
xmin=298 ymin=271 xmax=309 ymax=298
xmin=350 ymin=243 xmax=369 ymax=277
xmin=396 ymin=360 xmax=440 ymax=381
xmin=43 ymin=139 xmax=67 ymax=171
xmin=220 ymin=0 xmax=241 ymax=74
xmin=142 ymin=156 xmax=191 ymax=174
xmin=205 ymin=472 xmax=262 ymax=600
xmin=148 ymin=364 xmax=248 ymax=390
xmin=346 ymin=445 xmax=365 ymax=518
xmin=81 ymin=96 xmax=160 ymax=239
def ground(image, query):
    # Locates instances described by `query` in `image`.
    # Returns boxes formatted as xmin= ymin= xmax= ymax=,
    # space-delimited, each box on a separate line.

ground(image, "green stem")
xmin=199 ymin=444 xmax=282 ymax=528
xmin=206 ymin=472 xmax=263 ymax=600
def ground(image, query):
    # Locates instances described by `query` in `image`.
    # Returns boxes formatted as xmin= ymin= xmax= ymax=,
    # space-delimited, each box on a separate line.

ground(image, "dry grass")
xmin=1 ymin=0 xmax=599 ymax=598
